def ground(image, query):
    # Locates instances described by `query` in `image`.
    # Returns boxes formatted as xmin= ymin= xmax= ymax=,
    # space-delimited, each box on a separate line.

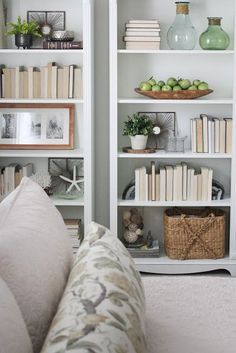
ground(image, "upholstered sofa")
xmin=0 ymin=178 xmax=146 ymax=353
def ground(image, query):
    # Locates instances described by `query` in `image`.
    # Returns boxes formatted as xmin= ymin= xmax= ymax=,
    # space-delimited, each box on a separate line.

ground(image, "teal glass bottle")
xmin=167 ymin=2 xmax=197 ymax=50
xmin=199 ymin=17 xmax=230 ymax=50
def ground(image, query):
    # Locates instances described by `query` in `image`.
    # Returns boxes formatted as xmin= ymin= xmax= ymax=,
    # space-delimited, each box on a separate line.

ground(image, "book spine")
xmin=43 ymin=41 xmax=83 ymax=49
xmin=151 ymin=161 xmax=156 ymax=201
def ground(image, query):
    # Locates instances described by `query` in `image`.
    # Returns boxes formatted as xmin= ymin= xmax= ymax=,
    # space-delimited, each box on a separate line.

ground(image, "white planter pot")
xmin=130 ymin=135 xmax=148 ymax=150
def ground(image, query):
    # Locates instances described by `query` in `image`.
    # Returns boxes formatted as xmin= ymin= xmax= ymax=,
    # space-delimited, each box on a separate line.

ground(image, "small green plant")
xmin=123 ymin=114 xmax=155 ymax=136
xmin=6 ymin=16 xmax=42 ymax=37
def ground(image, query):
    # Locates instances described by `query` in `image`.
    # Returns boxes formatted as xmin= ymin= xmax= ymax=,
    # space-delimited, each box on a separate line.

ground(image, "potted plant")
xmin=6 ymin=16 xmax=41 ymax=49
xmin=123 ymin=113 xmax=157 ymax=150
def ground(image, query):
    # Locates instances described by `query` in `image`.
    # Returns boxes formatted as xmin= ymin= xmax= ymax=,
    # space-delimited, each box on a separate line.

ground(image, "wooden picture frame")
xmin=0 ymin=103 xmax=74 ymax=150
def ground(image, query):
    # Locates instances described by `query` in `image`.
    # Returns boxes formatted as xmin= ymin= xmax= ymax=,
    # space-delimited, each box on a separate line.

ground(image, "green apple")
xmin=147 ymin=76 xmax=156 ymax=86
xmin=188 ymin=85 xmax=198 ymax=90
xmin=139 ymin=81 xmax=152 ymax=91
xmin=162 ymin=85 xmax=172 ymax=92
xmin=198 ymin=82 xmax=209 ymax=90
xmin=152 ymin=85 xmax=161 ymax=91
xmin=157 ymin=80 xmax=165 ymax=88
xmin=173 ymin=85 xmax=182 ymax=91
xmin=167 ymin=77 xmax=178 ymax=87
xmin=193 ymin=79 xmax=201 ymax=87
xmin=179 ymin=79 xmax=191 ymax=90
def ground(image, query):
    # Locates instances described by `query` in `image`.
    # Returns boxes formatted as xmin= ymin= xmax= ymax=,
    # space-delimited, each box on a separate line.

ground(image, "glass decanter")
xmin=167 ymin=1 xmax=197 ymax=50
xmin=199 ymin=17 xmax=230 ymax=50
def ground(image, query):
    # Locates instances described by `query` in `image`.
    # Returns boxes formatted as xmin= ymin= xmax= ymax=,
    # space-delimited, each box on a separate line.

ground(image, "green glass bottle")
xmin=199 ymin=17 xmax=230 ymax=50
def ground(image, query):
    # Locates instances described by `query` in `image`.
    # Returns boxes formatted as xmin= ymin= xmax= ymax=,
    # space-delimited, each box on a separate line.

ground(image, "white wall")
xmin=94 ymin=0 xmax=110 ymax=227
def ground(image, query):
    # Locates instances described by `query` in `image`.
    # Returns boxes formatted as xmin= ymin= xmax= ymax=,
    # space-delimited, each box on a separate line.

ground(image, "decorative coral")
xmin=122 ymin=208 xmax=144 ymax=246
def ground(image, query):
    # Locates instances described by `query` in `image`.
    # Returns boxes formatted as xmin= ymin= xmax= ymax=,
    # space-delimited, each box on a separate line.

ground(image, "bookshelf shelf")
xmin=110 ymin=0 xmax=236 ymax=276
xmin=0 ymin=149 xmax=84 ymax=159
xmin=118 ymin=151 xmax=232 ymax=159
xmin=0 ymin=99 xmax=84 ymax=104
xmin=0 ymin=49 xmax=84 ymax=54
xmin=118 ymin=49 xmax=235 ymax=55
xmin=118 ymin=98 xmax=233 ymax=105
xmin=0 ymin=0 xmax=94 ymax=231
xmin=117 ymin=198 xmax=231 ymax=207
xmin=51 ymin=196 xmax=84 ymax=207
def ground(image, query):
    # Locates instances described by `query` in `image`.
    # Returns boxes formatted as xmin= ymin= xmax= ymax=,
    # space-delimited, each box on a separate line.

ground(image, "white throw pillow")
xmin=0 ymin=277 xmax=33 ymax=353
xmin=0 ymin=177 xmax=73 ymax=353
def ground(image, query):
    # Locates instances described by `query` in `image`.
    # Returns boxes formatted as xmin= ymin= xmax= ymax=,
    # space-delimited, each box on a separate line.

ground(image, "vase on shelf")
xmin=199 ymin=17 xmax=230 ymax=50
xmin=167 ymin=1 xmax=197 ymax=50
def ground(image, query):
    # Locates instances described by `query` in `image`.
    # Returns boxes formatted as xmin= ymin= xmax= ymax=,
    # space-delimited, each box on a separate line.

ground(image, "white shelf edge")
xmin=118 ymin=49 xmax=235 ymax=55
xmin=51 ymin=196 xmax=84 ymax=207
xmin=0 ymin=49 xmax=84 ymax=54
xmin=118 ymin=151 xmax=232 ymax=159
xmin=134 ymin=255 xmax=236 ymax=266
xmin=0 ymin=149 xmax=84 ymax=158
xmin=118 ymin=98 xmax=233 ymax=104
xmin=117 ymin=198 xmax=231 ymax=207
xmin=0 ymin=99 xmax=83 ymax=104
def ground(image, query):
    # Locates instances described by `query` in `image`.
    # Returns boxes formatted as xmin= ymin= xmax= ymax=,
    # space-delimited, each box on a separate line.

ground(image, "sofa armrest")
xmin=41 ymin=222 xmax=146 ymax=353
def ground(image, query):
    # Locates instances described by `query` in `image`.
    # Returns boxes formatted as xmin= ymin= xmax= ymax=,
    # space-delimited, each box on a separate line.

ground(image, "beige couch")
xmin=0 ymin=178 xmax=146 ymax=353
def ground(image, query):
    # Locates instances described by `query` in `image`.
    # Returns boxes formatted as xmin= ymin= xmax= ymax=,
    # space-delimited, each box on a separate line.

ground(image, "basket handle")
xmin=178 ymin=214 xmax=218 ymax=260
xmin=174 ymin=207 xmax=215 ymax=218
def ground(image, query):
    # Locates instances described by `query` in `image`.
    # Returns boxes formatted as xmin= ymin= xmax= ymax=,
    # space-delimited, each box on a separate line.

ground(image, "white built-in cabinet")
xmin=109 ymin=0 xmax=236 ymax=276
xmin=0 ymin=0 xmax=94 ymax=232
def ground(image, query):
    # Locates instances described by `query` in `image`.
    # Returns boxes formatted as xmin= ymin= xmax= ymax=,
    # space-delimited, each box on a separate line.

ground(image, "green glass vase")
xmin=199 ymin=17 xmax=230 ymax=50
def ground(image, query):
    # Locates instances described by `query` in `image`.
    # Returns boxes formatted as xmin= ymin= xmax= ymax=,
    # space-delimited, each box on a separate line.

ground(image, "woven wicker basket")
xmin=164 ymin=208 xmax=225 ymax=260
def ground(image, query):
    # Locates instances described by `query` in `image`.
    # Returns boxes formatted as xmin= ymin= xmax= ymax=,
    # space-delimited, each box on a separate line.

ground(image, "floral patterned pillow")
xmin=41 ymin=222 xmax=146 ymax=353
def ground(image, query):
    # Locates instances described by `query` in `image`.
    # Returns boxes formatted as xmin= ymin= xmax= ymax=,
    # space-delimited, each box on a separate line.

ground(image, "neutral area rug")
xmin=143 ymin=276 xmax=236 ymax=353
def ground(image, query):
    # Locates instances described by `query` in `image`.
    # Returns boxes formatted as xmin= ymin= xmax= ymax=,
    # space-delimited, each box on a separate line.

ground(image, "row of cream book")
xmin=135 ymin=162 xmax=213 ymax=202
xmin=64 ymin=219 xmax=82 ymax=254
xmin=0 ymin=63 xmax=83 ymax=99
xmin=0 ymin=163 xmax=33 ymax=198
xmin=124 ymin=19 xmax=161 ymax=50
xmin=190 ymin=115 xmax=232 ymax=154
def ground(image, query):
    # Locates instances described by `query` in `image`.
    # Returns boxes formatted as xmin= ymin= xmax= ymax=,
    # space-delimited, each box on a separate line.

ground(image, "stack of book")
xmin=43 ymin=41 xmax=83 ymax=50
xmin=0 ymin=62 xmax=83 ymax=99
xmin=135 ymin=161 xmax=213 ymax=202
xmin=0 ymin=163 xmax=33 ymax=199
xmin=124 ymin=20 xmax=161 ymax=50
xmin=127 ymin=241 xmax=160 ymax=258
xmin=191 ymin=114 xmax=232 ymax=154
xmin=64 ymin=219 xmax=82 ymax=254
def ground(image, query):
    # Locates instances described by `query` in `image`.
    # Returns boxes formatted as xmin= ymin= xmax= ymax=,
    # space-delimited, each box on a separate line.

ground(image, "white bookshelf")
xmin=109 ymin=0 xmax=236 ymax=276
xmin=0 ymin=0 xmax=94 ymax=230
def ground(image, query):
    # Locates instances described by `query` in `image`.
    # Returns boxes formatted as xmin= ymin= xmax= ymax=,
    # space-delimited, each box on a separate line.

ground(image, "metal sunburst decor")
xmin=138 ymin=112 xmax=176 ymax=150
xmin=27 ymin=11 xmax=65 ymax=31
xmin=27 ymin=11 xmax=65 ymax=47
xmin=48 ymin=158 xmax=84 ymax=199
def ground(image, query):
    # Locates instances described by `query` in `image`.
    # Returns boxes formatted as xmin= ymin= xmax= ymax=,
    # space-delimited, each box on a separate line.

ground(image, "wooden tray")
xmin=123 ymin=146 xmax=155 ymax=154
xmin=135 ymin=88 xmax=213 ymax=100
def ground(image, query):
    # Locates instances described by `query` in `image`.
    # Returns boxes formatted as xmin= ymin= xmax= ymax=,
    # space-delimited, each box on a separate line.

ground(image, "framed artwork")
xmin=48 ymin=158 xmax=84 ymax=197
xmin=138 ymin=112 xmax=176 ymax=150
xmin=0 ymin=104 xmax=74 ymax=150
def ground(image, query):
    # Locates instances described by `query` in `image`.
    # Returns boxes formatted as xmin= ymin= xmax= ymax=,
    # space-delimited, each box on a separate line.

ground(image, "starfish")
xmin=59 ymin=166 xmax=84 ymax=194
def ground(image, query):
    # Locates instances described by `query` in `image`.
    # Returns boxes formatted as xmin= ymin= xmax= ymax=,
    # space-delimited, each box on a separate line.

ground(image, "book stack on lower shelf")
xmin=0 ymin=163 xmax=33 ymax=200
xmin=127 ymin=241 xmax=160 ymax=258
xmin=191 ymin=114 xmax=232 ymax=154
xmin=43 ymin=41 xmax=83 ymax=50
xmin=64 ymin=219 xmax=82 ymax=254
xmin=1 ymin=62 xmax=82 ymax=99
xmin=124 ymin=20 xmax=161 ymax=50
xmin=135 ymin=161 xmax=213 ymax=202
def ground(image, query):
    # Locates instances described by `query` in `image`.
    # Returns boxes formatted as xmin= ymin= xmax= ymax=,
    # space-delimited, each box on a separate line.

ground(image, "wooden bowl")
xmin=134 ymin=88 xmax=214 ymax=100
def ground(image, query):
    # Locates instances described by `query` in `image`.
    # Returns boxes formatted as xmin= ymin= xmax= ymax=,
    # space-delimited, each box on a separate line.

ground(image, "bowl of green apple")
xmin=135 ymin=77 xmax=213 ymax=99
